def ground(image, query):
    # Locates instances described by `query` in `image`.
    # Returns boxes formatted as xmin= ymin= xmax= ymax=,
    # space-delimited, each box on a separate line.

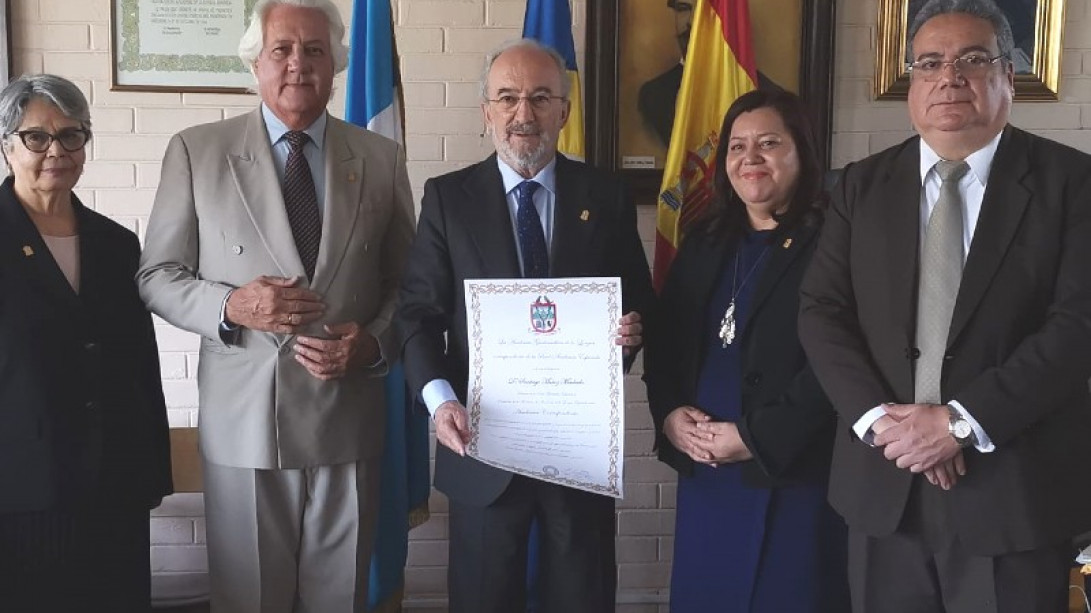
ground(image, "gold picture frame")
xmin=874 ymin=0 xmax=1065 ymax=101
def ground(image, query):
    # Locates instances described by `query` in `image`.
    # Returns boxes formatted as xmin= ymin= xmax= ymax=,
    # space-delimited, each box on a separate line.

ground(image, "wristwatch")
xmin=947 ymin=404 xmax=976 ymax=448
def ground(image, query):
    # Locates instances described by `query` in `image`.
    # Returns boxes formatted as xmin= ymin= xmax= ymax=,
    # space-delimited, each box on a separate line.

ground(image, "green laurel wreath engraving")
xmin=117 ymin=0 xmax=257 ymax=74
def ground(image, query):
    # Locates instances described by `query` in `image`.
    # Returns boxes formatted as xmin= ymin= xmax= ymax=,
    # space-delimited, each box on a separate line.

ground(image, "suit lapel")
xmin=462 ymin=155 xmax=521 ymax=278
xmin=748 ymin=223 xmax=816 ymax=318
xmin=687 ymin=232 xmax=732 ymax=312
xmin=0 ymin=179 xmax=80 ymax=309
xmin=75 ymin=202 xmax=111 ymax=308
xmin=551 ymin=156 xmax=597 ymax=278
xmin=226 ymin=108 xmax=305 ymax=279
xmin=881 ymin=144 xmax=923 ymax=345
xmin=312 ymin=117 xmax=364 ymax=294
xmin=948 ymin=126 xmax=1030 ymax=346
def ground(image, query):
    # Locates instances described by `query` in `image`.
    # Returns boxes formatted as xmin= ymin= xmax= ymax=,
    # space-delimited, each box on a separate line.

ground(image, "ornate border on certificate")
xmin=111 ymin=0 xmax=258 ymax=92
xmin=466 ymin=279 xmax=623 ymax=497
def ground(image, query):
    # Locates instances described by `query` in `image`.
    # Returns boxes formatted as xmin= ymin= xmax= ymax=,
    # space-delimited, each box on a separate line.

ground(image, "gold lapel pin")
xmin=22 ymin=245 xmax=33 ymax=257
xmin=347 ymin=172 xmax=357 ymax=182
xmin=782 ymin=238 xmax=792 ymax=249
xmin=580 ymin=210 xmax=590 ymax=221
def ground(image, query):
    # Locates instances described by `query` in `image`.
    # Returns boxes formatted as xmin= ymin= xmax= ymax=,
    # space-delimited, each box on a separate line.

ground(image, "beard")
xmin=495 ymin=120 xmax=554 ymax=175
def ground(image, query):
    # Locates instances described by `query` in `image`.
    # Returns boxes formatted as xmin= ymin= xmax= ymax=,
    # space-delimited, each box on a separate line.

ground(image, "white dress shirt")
xmin=420 ymin=157 xmax=559 ymax=416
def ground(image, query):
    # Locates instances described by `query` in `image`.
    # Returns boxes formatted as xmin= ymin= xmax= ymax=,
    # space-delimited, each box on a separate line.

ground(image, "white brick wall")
xmin=10 ymin=0 xmax=1089 ymax=610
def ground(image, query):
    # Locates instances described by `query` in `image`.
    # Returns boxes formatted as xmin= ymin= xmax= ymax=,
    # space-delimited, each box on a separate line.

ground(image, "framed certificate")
xmin=465 ymin=277 xmax=626 ymax=498
xmin=111 ymin=0 xmax=258 ymax=92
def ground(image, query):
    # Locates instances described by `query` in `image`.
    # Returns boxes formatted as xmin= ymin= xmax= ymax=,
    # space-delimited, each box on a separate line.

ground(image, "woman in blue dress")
xmin=644 ymin=89 xmax=850 ymax=612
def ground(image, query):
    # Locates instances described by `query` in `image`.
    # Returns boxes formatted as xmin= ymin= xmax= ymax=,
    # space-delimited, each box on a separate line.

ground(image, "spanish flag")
xmin=522 ymin=0 xmax=585 ymax=159
xmin=654 ymin=0 xmax=757 ymax=289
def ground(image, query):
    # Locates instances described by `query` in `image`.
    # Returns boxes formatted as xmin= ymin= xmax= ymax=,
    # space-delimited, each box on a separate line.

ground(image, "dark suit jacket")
xmin=645 ymin=219 xmax=836 ymax=487
xmin=799 ymin=126 xmax=1091 ymax=555
xmin=397 ymin=154 xmax=655 ymax=507
xmin=0 ymin=177 xmax=172 ymax=513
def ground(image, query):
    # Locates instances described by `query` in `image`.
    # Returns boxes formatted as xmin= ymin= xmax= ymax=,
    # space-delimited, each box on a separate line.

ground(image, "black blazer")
xmin=644 ymin=219 xmax=836 ymax=488
xmin=397 ymin=154 xmax=655 ymax=506
xmin=0 ymin=177 xmax=172 ymax=512
xmin=799 ymin=126 xmax=1091 ymax=555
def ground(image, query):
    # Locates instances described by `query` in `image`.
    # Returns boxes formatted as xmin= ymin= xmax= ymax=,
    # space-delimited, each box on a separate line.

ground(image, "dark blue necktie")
xmin=515 ymin=180 xmax=548 ymax=278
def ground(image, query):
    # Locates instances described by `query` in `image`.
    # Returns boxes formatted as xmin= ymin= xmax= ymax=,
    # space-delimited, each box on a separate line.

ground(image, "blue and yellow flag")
xmin=344 ymin=2 xmax=431 ymax=611
xmin=522 ymin=0 xmax=585 ymax=159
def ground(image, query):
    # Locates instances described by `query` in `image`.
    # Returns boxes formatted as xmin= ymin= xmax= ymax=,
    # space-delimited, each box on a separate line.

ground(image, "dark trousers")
xmin=848 ymin=477 xmax=1071 ymax=613
xmin=447 ymin=475 xmax=616 ymax=613
xmin=0 ymin=504 xmax=152 ymax=613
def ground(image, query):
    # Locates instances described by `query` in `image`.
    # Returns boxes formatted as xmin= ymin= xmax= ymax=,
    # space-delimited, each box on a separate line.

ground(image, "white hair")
xmin=480 ymin=38 xmax=571 ymax=100
xmin=237 ymin=0 xmax=349 ymax=80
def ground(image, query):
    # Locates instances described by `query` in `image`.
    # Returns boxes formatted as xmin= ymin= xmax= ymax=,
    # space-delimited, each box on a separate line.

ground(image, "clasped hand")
xmin=871 ymin=403 xmax=965 ymax=490
xmin=663 ymin=406 xmax=752 ymax=467
xmin=225 ymin=275 xmax=379 ymax=380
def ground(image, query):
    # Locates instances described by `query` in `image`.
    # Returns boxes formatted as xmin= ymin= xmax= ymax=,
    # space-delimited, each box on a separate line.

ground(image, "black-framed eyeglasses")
xmin=486 ymin=93 xmax=566 ymax=112
xmin=907 ymin=53 xmax=1006 ymax=82
xmin=8 ymin=128 xmax=91 ymax=153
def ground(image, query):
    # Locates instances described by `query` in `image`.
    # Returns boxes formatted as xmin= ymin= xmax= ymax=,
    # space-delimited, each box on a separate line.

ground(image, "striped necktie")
xmin=283 ymin=130 xmax=321 ymax=281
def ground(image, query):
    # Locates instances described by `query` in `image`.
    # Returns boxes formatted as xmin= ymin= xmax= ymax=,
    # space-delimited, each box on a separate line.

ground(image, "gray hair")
xmin=237 ymin=0 xmax=349 ymax=78
xmin=479 ymin=38 xmax=571 ymax=100
xmin=0 ymin=74 xmax=91 ymax=139
xmin=908 ymin=0 xmax=1015 ymax=62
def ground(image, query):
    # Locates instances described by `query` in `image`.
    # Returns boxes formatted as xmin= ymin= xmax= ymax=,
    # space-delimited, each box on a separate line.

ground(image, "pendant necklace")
xmin=718 ymin=242 xmax=771 ymax=348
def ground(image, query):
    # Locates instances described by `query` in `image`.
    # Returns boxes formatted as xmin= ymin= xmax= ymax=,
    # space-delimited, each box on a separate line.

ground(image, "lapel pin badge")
xmin=22 ymin=245 xmax=33 ymax=257
xmin=782 ymin=238 xmax=792 ymax=249
xmin=347 ymin=172 xmax=356 ymax=183
xmin=580 ymin=210 xmax=590 ymax=222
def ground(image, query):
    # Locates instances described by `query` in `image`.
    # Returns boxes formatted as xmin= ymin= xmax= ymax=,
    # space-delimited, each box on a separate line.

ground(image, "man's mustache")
xmin=508 ymin=122 xmax=541 ymax=136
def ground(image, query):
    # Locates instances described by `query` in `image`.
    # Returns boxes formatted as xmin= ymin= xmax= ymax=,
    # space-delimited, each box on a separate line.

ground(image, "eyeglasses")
xmin=486 ymin=94 xmax=566 ymax=112
xmin=907 ymin=53 xmax=1006 ymax=81
xmin=8 ymin=128 xmax=91 ymax=153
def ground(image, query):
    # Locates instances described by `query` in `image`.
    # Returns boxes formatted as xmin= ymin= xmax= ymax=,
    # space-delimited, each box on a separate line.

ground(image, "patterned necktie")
xmin=283 ymin=130 xmax=321 ymax=281
xmin=914 ymin=160 xmax=970 ymax=404
xmin=515 ymin=180 xmax=548 ymax=278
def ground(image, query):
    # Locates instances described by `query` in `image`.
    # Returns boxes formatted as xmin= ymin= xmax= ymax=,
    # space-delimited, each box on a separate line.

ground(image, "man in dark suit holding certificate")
xmin=397 ymin=39 xmax=654 ymax=613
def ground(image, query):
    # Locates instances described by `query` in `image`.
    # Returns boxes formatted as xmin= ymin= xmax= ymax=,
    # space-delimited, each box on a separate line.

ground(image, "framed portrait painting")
xmin=874 ymin=0 xmax=1065 ymax=100
xmin=585 ymin=0 xmax=835 ymax=198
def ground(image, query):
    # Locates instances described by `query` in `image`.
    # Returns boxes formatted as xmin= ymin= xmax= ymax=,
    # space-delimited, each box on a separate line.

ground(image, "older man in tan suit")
xmin=136 ymin=0 xmax=415 ymax=611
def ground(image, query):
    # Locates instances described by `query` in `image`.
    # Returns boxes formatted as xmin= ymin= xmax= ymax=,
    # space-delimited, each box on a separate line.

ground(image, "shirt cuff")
xmin=853 ymin=405 xmax=890 ymax=446
xmin=218 ymin=290 xmax=240 ymax=343
xmin=948 ymin=399 xmax=996 ymax=452
xmin=422 ymin=379 xmax=458 ymax=418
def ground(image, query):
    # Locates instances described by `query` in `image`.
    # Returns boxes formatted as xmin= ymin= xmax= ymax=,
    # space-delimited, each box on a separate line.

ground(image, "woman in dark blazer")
xmin=644 ymin=90 xmax=848 ymax=612
xmin=0 ymin=74 xmax=172 ymax=611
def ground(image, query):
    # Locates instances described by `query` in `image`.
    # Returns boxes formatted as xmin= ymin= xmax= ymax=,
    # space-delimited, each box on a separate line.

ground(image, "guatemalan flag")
xmin=654 ymin=0 xmax=757 ymax=289
xmin=522 ymin=0 xmax=585 ymax=159
xmin=345 ymin=0 xmax=403 ymax=140
xmin=344 ymin=2 xmax=431 ymax=611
